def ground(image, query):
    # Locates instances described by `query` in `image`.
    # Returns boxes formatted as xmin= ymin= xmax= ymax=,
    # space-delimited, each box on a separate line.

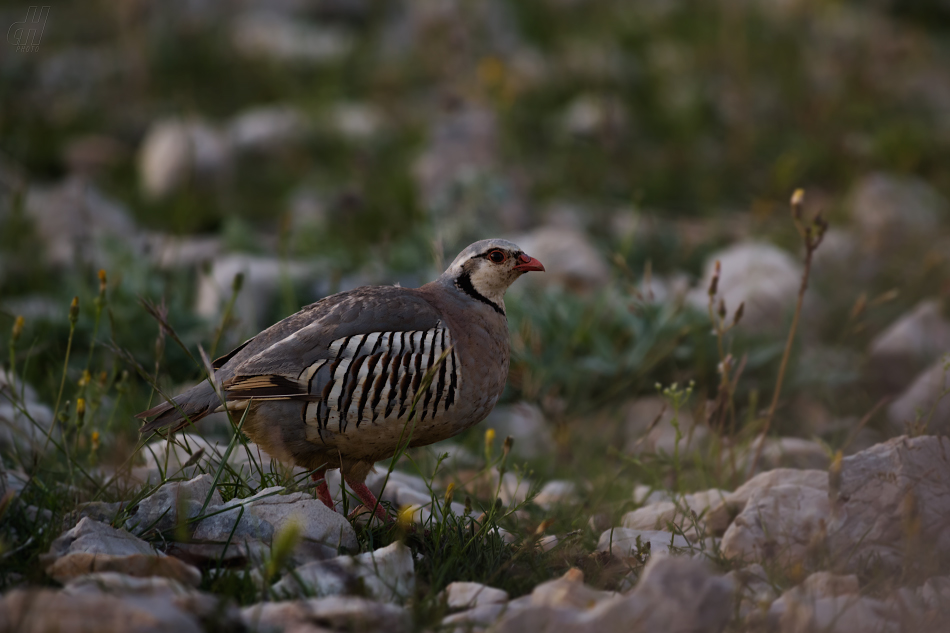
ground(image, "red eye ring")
xmin=488 ymin=249 xmax=507 ymax=264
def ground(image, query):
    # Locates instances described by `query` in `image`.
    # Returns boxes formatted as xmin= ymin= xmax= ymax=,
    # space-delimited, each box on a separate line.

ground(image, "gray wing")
xmin=217 ymin=286 xmax=457 ymax=431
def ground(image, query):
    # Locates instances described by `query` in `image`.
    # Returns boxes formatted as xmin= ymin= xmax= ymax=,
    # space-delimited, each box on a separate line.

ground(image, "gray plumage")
xmin=137 ymin=239 xmax=544 ymax=498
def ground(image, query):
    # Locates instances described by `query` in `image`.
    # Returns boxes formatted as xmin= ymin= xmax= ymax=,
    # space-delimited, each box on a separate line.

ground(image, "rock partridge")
xmin=137 ymin=239 xmax=544 ymax=520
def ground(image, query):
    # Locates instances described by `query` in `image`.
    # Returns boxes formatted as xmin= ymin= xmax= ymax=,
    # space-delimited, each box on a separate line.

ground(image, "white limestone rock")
xmin=272 ymin=541 xmax=415 ymax=603
xmin=887 ymin=359 xmax=950 ymax=436
xmin=241 ymin=596 xmax=409 ymax=633
xmin=721 ymin=484 xmax=831 ymax=565
xmin=868 ymin=300 xmax=950 ymax=392
xmin=597 ymin=528 xmax=691 ymax=559
xmin=443 ymin=581 xmax=509 ymax=609
xmin=827 ymin=435 xmax=950 ymax=573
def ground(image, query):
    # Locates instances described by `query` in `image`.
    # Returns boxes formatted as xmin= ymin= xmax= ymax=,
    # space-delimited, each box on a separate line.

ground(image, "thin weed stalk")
xmin=749 ymin=188 xmax=827 ymax=475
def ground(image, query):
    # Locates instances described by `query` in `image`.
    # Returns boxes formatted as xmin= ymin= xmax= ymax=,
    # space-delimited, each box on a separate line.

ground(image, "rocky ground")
xmin=3 ymin=0 xmax=950 ymax=631
xmin=3 ymin=427 xmax=950 ymax=632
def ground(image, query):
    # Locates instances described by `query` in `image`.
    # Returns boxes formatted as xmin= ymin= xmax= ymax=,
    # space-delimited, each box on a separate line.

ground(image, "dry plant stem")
xmin=749 ymin=190 xmax=826 ymax=476
xmin=706 ymin=260 xmax=744 ymax=481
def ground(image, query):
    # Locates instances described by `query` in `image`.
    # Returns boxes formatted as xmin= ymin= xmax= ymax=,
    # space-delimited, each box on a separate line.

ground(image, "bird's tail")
xmin=136 ymin=380 xmax=221 ymax=435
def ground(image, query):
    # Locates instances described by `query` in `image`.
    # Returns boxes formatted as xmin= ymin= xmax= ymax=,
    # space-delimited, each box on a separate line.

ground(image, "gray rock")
xmin=721 ymin=484 xmax=831 ymax=566
xmin=632 ymin=485 xmax=673 ymax=506
xmin=0 ymin=368 xmax=55 ymax=452
xmin=848 ymin=172 xmax=946 ymax=253
xmin=537 ymin=534 xmax=558 ymax=552
xmin=272 ymin=540 xmax=415 ymax=602
xmin=725 ymin=563 xmax=779 ymax=622
xmin=63 ymin=572 xmax=193 ymax=597
xmin=887 ymin=359 xmax=950 ymax=436
xmin=0 ymin=588 xmax=206 ymax=633
xmin=490 ymin=557 xmax=732 ymax=633
xmin=231 ymin=13 xmax=354 ymax=63
xmin=496 ymin=471 xmax=534 ymax=506
xmin=143 ymin=233 xmax=223 ymax=270
xmin=798 ymin=571 xmax=860 ymax=598
xmin=917 ymin=575 xmax=950 ymax=614
xmin=597 ymin=528 xmax=691 ymax=558
xmin=769 ymin=587 xmax=897 ymax=633
xmin=443 ymin=603 xmax=509 ymax=630
xmin=227 ymin=105 xmax=310 ymax=153
xmin=533 ymin=480 xmax=577 ymax=509
xmin=528 ymin=569 xmax=615 ymax=610
xmin=827 ymin=435 xmax=950 ymax=573
xmin=706 ymin=468 xmax=828 ymax=535
xmin=628 ymin=556 xmax=734 ymax=632
xmin=75 ymin=501 xmax=128 ymax=524
xmin=234 ymin=489 xmax=358 ymax=563
xmin=327 ymin=102 xmax=384 ymax=141
xmin=138 ymin=118 xmax=231 ymax=199
xmin=0 ymin=467 xmax=27 ymax=498
xmin=48 ymin=517 xmax=156 ymax=559
xmin=482 ymin=402 xmax=556 ymax=460
xmin=444 ymin=581 xmax=509 ymax=609
xmin=242 ymin=596 xmax=409 ymax=633
xmin=24 ymin=177 xmax=141 ymax=268
xmin=127 ymin=474 xmax=222 ymax=537
xmin=621 ymin=488 xmax=727 ymax=537
xmin=686 ymin=242 xmax=802 ymax=333
xmin=560 ymin=94 xmax=627 ymax=137
xmin=194 ymin=254 xmax=317 ymax=332
xmin=868 ymin=301 xmax=950 ymax=392
xmin=181 ymin=487 xmax=279 ymax=563
xmin=42 ymin=518 xmax=201 ymax=586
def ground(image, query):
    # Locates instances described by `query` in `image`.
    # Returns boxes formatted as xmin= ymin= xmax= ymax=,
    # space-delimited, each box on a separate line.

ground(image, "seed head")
xmin=12 ymin=316 xmax=24 ymax=342
xmin=733 ymin=302 xmax=745 ymax=326
xmin=708 ymin=261 xmax=720 ymax=297
xmin=69 ymin=297 xmax=80 ymax=325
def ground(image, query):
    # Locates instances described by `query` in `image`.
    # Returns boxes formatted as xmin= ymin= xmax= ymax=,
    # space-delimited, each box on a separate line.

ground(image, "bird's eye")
xmin=488 ymin=249 xmax=507 ymax=264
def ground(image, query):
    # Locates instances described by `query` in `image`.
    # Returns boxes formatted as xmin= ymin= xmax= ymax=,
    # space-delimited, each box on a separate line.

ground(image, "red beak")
xmin=513 ymin=253 xmax=545 ymax=273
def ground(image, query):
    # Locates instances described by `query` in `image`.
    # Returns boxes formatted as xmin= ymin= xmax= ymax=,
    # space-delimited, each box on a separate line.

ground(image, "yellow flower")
xmin=12 ymin=316 xmax=24 ymax=342
xmin=484 ymin=428 xmax=496 ymax=461
xmin=397 ymin=505 xmax=416 ymax=529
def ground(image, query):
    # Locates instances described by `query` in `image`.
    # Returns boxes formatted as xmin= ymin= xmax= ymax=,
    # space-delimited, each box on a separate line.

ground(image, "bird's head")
xmin=441 ymin=239 xmax=544 ymax=315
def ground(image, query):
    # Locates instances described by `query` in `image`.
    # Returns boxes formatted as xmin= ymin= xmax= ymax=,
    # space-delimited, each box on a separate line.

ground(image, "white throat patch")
xmin=466 ymin=261 xmax=508 ymax=312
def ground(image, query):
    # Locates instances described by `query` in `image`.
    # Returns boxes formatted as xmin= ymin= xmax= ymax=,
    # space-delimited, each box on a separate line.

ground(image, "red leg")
xmin=310 ymin=471 xmax=335 ymax=510
xmin=344 ymin=476 xmax=392 ymax=523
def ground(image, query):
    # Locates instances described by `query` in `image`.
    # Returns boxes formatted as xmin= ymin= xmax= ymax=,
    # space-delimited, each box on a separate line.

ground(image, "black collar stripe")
xmin=456 ymin=271 xmax=505 ymax=316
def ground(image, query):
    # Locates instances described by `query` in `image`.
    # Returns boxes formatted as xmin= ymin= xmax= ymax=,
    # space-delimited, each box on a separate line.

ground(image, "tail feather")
xmin=137 ymin=381 xmax=220 ymax=435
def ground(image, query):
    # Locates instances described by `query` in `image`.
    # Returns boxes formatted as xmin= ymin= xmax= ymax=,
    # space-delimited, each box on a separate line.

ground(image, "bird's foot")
xmin=344 ymin=477 xmax=392 ymax=523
